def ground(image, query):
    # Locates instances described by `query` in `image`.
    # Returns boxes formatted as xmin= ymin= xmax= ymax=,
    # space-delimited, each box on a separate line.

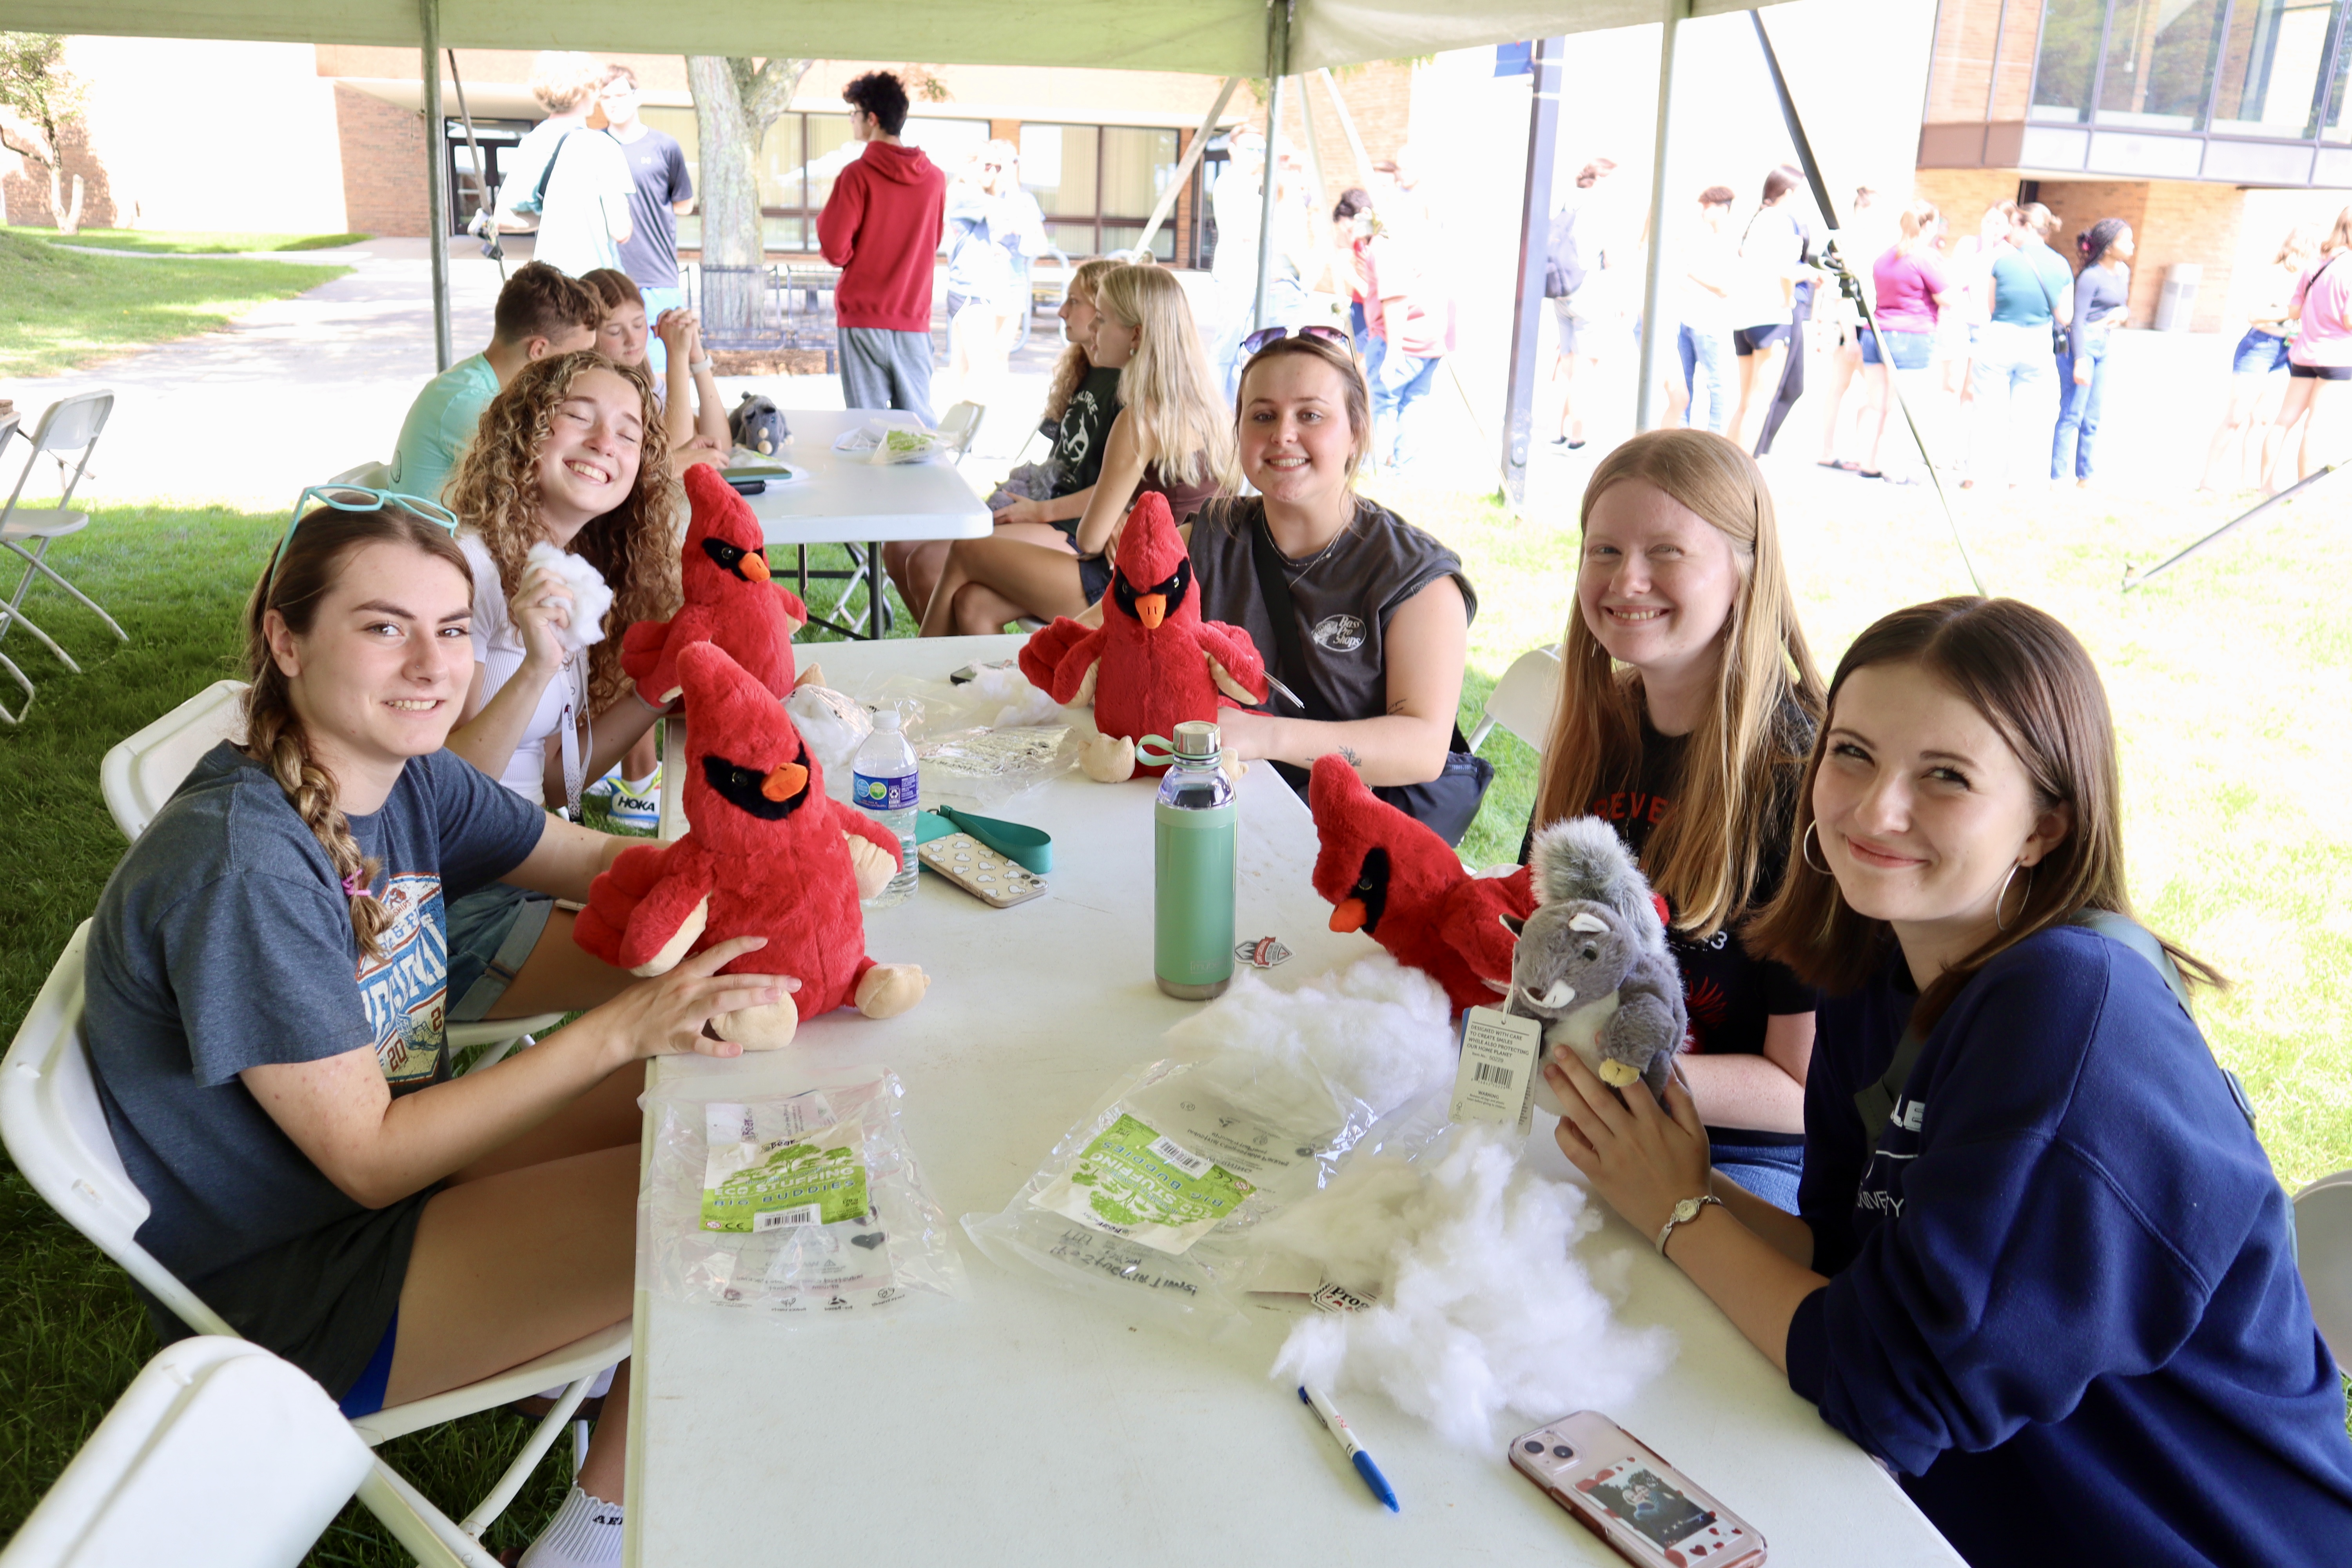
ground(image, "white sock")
xmin=517 ymin=1485 xmax=623 ymax=1568
xmin=621 ymin=773 xmax=659 ymax=795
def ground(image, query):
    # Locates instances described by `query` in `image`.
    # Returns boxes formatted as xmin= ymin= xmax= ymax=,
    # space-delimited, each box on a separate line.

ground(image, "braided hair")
xmin=241 ymin=505 xmax=474 ymax=962
xmin=2077 ymin=218 xmax=2129 ymax=269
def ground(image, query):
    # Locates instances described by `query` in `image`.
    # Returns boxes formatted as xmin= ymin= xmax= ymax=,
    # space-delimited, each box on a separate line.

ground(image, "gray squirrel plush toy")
xmin=1501 ymin=818 xmax=1688 ymax=1111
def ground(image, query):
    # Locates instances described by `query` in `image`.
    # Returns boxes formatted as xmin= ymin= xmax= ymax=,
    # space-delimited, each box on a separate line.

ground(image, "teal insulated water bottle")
xmin=1154 ymin=719 xmax=1236 ymax=1000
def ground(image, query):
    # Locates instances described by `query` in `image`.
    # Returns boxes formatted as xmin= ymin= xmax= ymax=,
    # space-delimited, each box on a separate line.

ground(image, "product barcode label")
xmin=1474 ymin=1062 xmax=1515 ymax=1088
xmin=754 ymin=1203 xmax=824 ymax=1232
xmin=1148 ymin=1134 xmax=1212 ymax=1178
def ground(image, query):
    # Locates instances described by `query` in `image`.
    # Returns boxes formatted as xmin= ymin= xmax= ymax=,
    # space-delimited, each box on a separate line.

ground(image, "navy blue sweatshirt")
xmin=1786 ymin=927 xmax=2352 ymax=1566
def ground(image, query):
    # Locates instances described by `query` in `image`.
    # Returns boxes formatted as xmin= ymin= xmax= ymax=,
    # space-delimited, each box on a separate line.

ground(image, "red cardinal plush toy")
xmin=573 ymin=642 xmax=927 ymax=1048
xmin=1308 ymin=755 xmax=1535 ymax=1014
xmin=1018 ymin=490 xmax=1267 ymax=780
xmin=621 ymin=463 xmax=810 ymax=704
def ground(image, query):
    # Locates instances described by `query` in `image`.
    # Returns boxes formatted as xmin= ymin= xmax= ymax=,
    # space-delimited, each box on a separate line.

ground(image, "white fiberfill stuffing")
xmin=1263 ymin=1124 xmax=1675 ymax=1448
xmin=524 ymin=541 xmax=614 ymax=654
xmin=964 ymin=661 xmax=1062 ymax=730
xmin=1163 ymin=955 xmax=1456 ymax=1141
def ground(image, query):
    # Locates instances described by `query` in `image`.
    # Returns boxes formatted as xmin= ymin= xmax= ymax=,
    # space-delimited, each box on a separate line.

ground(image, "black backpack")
xmin=1543 ymin=205 xmax=1586 ymax=299
xmin=728 ymin=394 xmax=788 ymax=456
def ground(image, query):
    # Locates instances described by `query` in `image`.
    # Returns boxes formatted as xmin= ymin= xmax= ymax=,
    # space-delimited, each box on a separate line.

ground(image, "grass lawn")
xmin=0 ymin=483 xmax=2344 ymax=1555
xmin=7 ymin=226 xmax=370 ymax=254
xmin=0 ymin=230 xmax=352 ymax=378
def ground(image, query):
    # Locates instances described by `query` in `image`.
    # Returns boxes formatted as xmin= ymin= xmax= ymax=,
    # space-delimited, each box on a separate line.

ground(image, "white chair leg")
xmin=0 ymin=600 xmax=82 ymax=673
xmin=2 ymin=537 xmax=128 ymax=644
xmin=1466 ymin=714 xmax=1495 ymax=753
xmin=355 ymin=1460 xmax=502 ymax=1568
xmin=454 ymin=1368 xmax=599 ymax=1540
xmin=573 ymin=1418 xmax=591 ymax=1474
xmin=0 ymin=646 xmax=34 ymax=725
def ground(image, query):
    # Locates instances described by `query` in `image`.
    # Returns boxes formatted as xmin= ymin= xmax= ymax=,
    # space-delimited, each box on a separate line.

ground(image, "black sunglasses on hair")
xmin=1241 ymin=324 xmax=1350 ymax=355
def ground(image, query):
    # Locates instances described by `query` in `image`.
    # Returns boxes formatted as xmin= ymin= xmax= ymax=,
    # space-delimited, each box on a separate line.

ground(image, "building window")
xmin=2032 ymin=0 xmax=2109 ymax=123
xmin=2212 ymin=0 xmax=2343 ymax=138
xmin=2030 ymin=0 xmax=2352 ymax=139
xmin=1018 ymin=123 xmax=1184 ymax=260
xmin=2098 ymin=0 xmax=2232 ymax=129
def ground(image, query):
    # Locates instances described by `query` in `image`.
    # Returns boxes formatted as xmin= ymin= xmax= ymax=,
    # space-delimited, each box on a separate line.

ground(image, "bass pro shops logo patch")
xmin=1311 ymin=613 xmax=1367 ymax=652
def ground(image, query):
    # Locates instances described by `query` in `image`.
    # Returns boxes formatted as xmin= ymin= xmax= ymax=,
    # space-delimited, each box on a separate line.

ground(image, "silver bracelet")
xmin=1655 ymin=1194 xmax=1723 ymax=1257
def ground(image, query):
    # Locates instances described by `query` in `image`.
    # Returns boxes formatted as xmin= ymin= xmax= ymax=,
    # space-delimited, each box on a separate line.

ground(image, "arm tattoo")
xmin=1337 ymin=744 xmax=1362 ymax=768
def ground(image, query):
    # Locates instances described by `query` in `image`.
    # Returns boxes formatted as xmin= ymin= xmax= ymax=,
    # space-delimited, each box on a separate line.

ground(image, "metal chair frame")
xmin=0 ymin=391 xmax=124 ymax=724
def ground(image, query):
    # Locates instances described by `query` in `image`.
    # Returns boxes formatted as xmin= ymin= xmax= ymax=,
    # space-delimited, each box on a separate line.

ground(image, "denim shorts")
xmin=443 ymin=881 xmax=555 ymax=1022
xmin=2232 ymin=327 xmax=2293 ymax=376
xmin=1732 ymin=322 xmax=1792 ymax=355
xmin=1077 ymin=552 xmax=1114 ymax=604
xmin=1860 ymin=327 xmax=1935 ymax=371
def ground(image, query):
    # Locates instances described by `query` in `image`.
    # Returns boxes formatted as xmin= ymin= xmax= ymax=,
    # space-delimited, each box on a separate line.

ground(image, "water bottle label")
xmin=853 ymin=771 xmax=918 ymax=811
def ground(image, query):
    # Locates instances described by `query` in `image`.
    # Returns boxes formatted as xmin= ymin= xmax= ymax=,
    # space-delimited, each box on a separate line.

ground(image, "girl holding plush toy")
xmin=1528 ymin=428 xmax=1825 ymax=1209
xmin=84 ymin=500 xmax=793 ymax=1568
xmin=917 ymin=262 xmax=1228 ymax=635
xmin=438 ymin=350 xmax=693 ymax=1019
xmin=1550 ymin=596 xmax=2352 ymax=1563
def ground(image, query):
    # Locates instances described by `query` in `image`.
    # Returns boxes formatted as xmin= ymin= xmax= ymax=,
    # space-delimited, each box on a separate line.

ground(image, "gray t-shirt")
xmin=1187 ymin=494 xmax=1477 ymax=727
xmin=85 ymin=743 xmax=544 ymax=1293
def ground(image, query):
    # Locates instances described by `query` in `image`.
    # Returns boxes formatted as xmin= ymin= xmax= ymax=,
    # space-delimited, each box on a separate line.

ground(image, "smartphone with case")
xmin=1508 ymin=1412 xmax=1765 ymax=1566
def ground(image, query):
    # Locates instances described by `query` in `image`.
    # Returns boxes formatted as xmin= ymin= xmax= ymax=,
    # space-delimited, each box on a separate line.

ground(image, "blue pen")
xmin=1299 ymin=1385 xmax=1400 ymax=1512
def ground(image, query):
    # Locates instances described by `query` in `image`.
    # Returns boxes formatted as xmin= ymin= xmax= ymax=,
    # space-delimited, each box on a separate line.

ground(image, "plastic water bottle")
xmin=853 ymin=709 xmax=919 ymax=909
xmin=1154 ymin=719 xmax=1236 ymax=1000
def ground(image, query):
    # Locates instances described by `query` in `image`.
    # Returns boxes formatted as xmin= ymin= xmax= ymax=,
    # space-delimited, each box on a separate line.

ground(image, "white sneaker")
xmin=606 ymin=766 xmax=661 ymax=833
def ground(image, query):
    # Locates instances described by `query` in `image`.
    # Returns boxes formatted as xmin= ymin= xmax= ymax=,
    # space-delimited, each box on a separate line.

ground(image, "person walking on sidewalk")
xmin=2052 ymin=219 xmax=2131 ymax=486
xmin=1965 ymin=203 xmax=2072 ymax=489
xmin=597 ymin=65 xmax=694 ymax=373
xmin=492 ymin=53 xmax=634 ymax=280
xmin=818 ymin=71 xmax=948 ymax=424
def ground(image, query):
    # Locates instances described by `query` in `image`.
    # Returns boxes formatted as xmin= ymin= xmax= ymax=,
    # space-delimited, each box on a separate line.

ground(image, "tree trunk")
xmin=49 ymin=165 xmax=81 ymax=236
xmin=684 ymin=56 xmax=811 ymax=346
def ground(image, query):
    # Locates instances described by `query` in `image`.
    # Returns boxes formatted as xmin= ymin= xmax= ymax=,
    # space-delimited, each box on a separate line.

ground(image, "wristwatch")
xmin=687 ymin=356 xmax=712 ymax=373
xmin=1655 ymin=1194 xmax=1723 ymax=1257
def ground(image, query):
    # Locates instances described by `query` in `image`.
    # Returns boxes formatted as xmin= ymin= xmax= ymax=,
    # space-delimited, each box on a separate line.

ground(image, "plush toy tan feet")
xmin=1080 ymin=732 xmax=1137 ymax=783
xmin=712 ymin=997 xmax=799 ymax=1051
xmin=856 ymin=963 xmax=929 ymax=1018
xmin=843 ymin=832 xmax=899 ymax=900
xmin=1220 ymin=747 xmax=1248 ymax=782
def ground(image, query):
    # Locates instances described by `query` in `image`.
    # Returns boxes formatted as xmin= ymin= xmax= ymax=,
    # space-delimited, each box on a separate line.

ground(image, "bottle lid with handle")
xmin=1172 ymin=720 xmax=1220 ymax=762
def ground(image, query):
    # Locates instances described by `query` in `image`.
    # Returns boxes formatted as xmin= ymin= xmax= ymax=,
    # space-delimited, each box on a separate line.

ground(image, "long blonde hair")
xmin=1094 ymin=263 xmax=1232 ymax=488
xmin=1532 ymin=430 xmax=1826 ymax=940
xmin=1042 ymin=257 xmax=1123 ymax=426
xmin=445 ymin=351 xmax=681 ymax=712
xmin=242 ymin=506 xmax=474 ymax=962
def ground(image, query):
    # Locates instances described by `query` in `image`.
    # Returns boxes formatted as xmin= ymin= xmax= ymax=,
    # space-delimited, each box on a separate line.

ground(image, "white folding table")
xmin=622 ymin=634 xmax=1961 ymax=1568
xmin=740 ymin=407 xmax=993 ymax=640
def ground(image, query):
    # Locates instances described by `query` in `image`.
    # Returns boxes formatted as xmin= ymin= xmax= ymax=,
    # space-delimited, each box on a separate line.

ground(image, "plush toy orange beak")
xmin=1134 ymin=593 xmax=1167 ymax=630
xmin=742 ymin=550 xmax=771 ymax=582
xmin=760 ymin=762 xmax=808 ymax=802
xmin=1329 ymin=897 xmax=1368 ymax=933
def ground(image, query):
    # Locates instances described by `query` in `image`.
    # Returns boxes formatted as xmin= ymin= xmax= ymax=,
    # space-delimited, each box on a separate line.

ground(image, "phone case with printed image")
xmin=1509 ymin=1411 xmax=1766 ymax=1567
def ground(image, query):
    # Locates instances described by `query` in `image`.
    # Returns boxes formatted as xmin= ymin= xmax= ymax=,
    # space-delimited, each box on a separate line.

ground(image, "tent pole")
xmin=1316 ymin=69 xmax=1375 ymax=189
xmin=1131 ymin=76 xmax=1239 ymax=263
xmin=1634 ymin=0 xmax=1690 ymax=433
xmin=1252 ymin=71 xmax=1286 ymax=333
xmin=1501 ymin=36 xmax=1566 ymax=506
xmin=1294 ymin=74 xmax=1329 ymax=213
xmin=420 ymin=0 xmax=451 ymax=372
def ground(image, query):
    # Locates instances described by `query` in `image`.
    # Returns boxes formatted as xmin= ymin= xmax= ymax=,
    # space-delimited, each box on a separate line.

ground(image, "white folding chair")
xmin=0 ymin=1336 xmax=376 ymax=1568
xmin=1465 ymin=642 xmax=1564 ymax=754
xmin=1 ymin=926 xmax=626 ymax=1568
xmin=2293 ymin=1171 xmax=2352 ymax=1364
xmin=0 ymin=390 xmax=123 ymax=725
xmin=99 ymin=681 xmax=563 ymax=1070
xmin=936 ymin=400 xmax=986 ymax=465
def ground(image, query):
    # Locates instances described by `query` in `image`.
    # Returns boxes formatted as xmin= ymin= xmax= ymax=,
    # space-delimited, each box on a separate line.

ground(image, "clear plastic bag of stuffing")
xmin=961 ymin=956 xmax=1455 ymax=1334
xmin=641 ymin=1069 xmax=967 ymax=1320
xmin=916 ymin=724 xmax=1076 ymax=807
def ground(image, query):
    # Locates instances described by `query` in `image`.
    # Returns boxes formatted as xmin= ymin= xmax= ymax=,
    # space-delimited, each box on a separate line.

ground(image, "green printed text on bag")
xmin=702 ymin=1136 xmax=869 ymax=1233
xmin=1034 ymin=1112 xmax=1254 ymax=1253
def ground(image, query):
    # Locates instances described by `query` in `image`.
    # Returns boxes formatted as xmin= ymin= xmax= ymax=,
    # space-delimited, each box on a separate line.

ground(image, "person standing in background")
xmin=1332 ymin=187 xmax=1380 ymax=384
xmin=943 ymin=142 xmax=1047 ymax=403
xmin=1366 ymin=160 xmax=1457 ymax=475
xmin=1814 ymin=185 xmax=1882 ymax=472
xmin=493 ymin=53 xmax=634 ymax=280
xmin=1936 ymin=203 xmax=2011 ymax=404
xmin=818 ymin=71 xmax=948 ymax=425
xmin=1547 ymin=157 xmax=1620 ymax=452
xmin=1965 ymin=203 xmax=2072 ymax=489
xmin=1666 ymin=186 xmax=1739 ymax=435
xmin=1728 ymin=166 xmax=1809 ymax=452
xmin=596 ymin=66 xmax=693 ymax=374
xmin=2053 ymin=219 xmax=2131 ymax=486
xmin=1857 ymin=201 xmax=1956 ymax=485
xmin=2199 ymin=225 xmax=2317 ymax=492
xmin=2264 ymin=205 xmax=2352 ymax=494
xmin=1209 ymin=129 xmax=1268 ymax=397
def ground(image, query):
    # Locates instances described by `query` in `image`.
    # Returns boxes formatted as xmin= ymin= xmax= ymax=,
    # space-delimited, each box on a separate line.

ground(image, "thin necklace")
xmin=1265 ymin=502 xmax=1352 ymax=588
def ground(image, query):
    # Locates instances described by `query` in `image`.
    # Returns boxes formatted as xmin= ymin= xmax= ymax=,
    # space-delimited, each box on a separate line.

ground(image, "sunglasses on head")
xmin=267 ymin=484 xmax=461 ymax=598
xmin=1241 ymin=324 xmax=1350 ymax=355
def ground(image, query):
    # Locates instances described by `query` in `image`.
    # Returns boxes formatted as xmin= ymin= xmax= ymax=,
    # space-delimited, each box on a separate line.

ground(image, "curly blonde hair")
xmin=1041 ymin=258 xmax=1123 ymax=426
xmin=445 ymin=351 xmax=681 ymax=712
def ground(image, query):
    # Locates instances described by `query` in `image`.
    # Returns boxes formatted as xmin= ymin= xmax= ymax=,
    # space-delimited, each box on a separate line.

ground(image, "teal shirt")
xmin=1988 ymin=244 xmax=2074 ymax=328
xmin=388 ymin=354 xmax=499 ymax=504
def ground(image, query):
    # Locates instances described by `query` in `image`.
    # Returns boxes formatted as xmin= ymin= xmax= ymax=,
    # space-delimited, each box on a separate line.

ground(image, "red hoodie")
xmin=818 ymin=141 xmax=946 ymax=332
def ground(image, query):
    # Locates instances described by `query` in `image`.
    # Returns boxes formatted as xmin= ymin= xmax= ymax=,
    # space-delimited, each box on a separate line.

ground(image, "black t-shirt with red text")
xmin=1523 ymin=708 xmax=1818 ymax=1143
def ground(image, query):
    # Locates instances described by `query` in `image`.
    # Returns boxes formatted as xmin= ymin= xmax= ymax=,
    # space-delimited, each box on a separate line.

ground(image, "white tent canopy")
xmin=23 ymin=0 xmax=1791 ymax=74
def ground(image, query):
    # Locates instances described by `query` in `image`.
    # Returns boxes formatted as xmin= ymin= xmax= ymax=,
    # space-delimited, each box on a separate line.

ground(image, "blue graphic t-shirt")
xmin=85 ymin=742 xmax=543 ymax=1287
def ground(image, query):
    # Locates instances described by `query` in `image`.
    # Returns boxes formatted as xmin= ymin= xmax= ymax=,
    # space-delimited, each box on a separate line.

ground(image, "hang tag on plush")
xmin=1450 ymin=1006 xmax=1542 ymax=1136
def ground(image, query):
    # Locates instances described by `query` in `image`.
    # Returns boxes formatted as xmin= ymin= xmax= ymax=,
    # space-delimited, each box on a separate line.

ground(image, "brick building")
xmin=1914 ymin=0 xmax=2352 ymax=332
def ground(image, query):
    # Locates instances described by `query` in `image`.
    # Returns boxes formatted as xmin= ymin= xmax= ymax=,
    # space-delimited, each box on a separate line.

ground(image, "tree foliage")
xmin=0 ymin=33 xmax=85 ymax=232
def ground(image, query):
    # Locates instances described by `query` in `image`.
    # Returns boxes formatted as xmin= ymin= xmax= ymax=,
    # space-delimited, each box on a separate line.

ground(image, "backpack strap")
xmin=1854 ymin=912 xmax=2250 ymax=1163
xmin=529 ymin=130 xmax=575 ymax=214
xmin=1246 ymin=511 xmax=1338 ymax=724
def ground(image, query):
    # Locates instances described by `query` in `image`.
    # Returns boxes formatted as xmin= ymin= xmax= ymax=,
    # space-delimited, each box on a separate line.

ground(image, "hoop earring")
xmin=1994 ymin=862 xmax=2034 ymax=931
xmin=1801 ymin=821 xmax=1831 ymax=876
